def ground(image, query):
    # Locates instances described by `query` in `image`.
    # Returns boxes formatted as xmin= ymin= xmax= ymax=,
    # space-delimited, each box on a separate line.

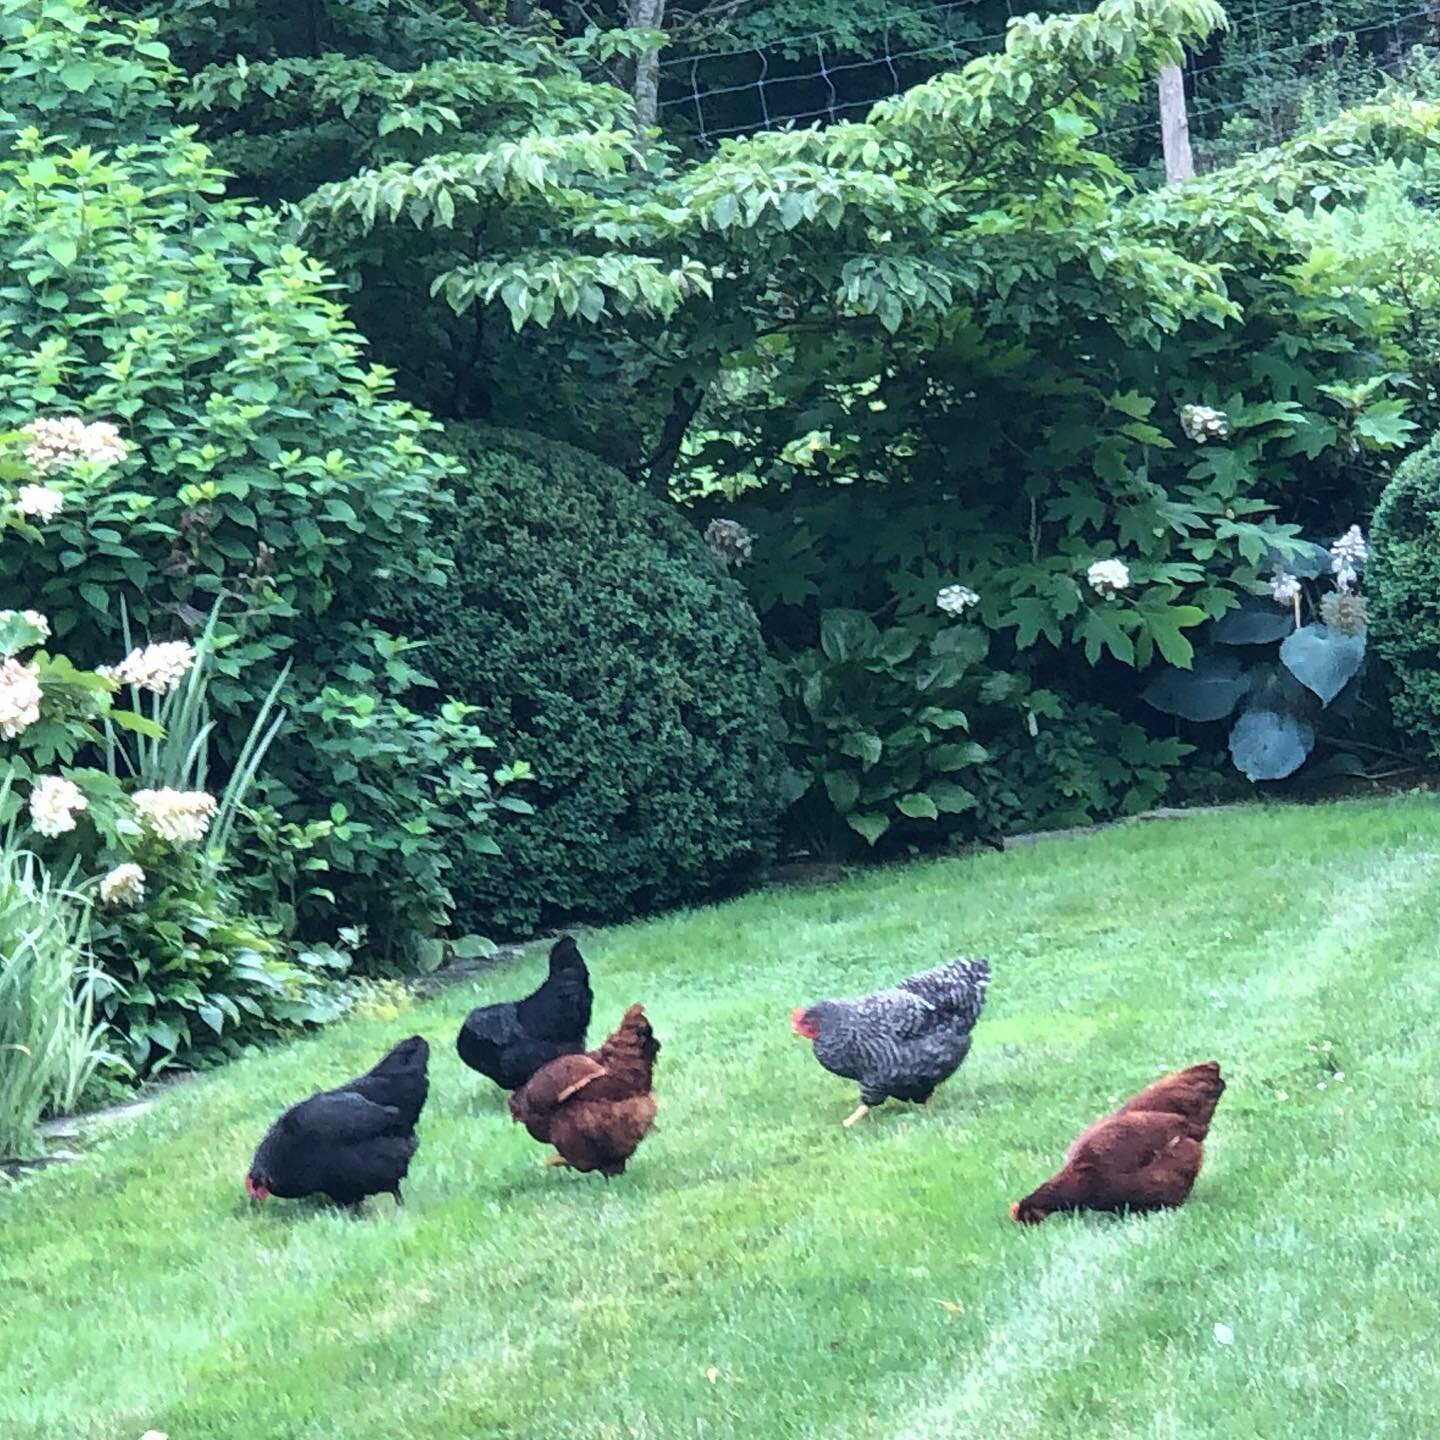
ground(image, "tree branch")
xmin=642 ymin=375 xmax=705 ymax=491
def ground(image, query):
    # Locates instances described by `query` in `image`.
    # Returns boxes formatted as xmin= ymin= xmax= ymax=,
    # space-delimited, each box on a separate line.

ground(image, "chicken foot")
xmin=543 ymin=1153 xmax=571 ymax=1168
xmin=841 ymin=1104 xmax=871 ymax=1129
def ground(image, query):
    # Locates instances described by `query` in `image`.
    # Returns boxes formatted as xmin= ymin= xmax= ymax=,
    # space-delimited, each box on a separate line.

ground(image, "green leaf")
xmin=1229 ymin=707 xmax=1314 ymax=782
xmin=1141 ymin=654 xmax=1249 ymax=722
xmin=928 ymin=780 xmax=977 ymax=814
xmin=846 ymin=811 xmax=890 ymax=845
xmin=838 ymin=732 xmax=883 ymax=768
xmin=45 ymin=236 xmax=78 ymax=267
xmin=1280 ymin=624 xmax=1365 ymax=706
xmin=79 ymin=583 xmax=110 ymax=616
xmin=823 ymin=770 xmax=861 ymax=814
xmin=820 ymin=609 xmax=880 ymax=664
xmin=107 ymin=709 xmax=166 ymax=740
xmin=450 ymin=934 xmax=496 ymax=960
xmin=929 ymin=742 xmax=988 ymax=771
xmin=415 ymin=938 xmax=446 ymax=973
xmin=895 ymin=792 xmax=939 ymax=820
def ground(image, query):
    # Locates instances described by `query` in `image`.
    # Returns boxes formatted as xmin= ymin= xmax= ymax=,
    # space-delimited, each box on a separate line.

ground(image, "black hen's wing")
xmin=292 ymin=1089 xmax=411 ymax=1143
xmin=253 ymin=1091 xmax=417 ymax=1203
xmin=340 ymin=1035 xmax=430 ymax=1131
xmin=457 ymin=1002 xmax=532 ymax=1087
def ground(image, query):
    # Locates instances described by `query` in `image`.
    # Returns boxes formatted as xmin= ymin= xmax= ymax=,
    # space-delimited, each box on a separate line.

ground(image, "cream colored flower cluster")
xmin=0 ymin=657 xmax=43 ymax=739
xmin=100 ymin=640 xmax=196 ymax=695
xmin=21 ymin=415 xmax=127 ymax=477
xmin=132 ymin=787 xmax=217 ymax=844
xmin=29 ymin=776 xmax=88 ymax=837
xmin=99 ymin=862 xmax=146 ymax=907
xmin=1086 ymin=558 xmax=1131 ymax=598
xmin=15 ymin=484 xmax=65 ymax=521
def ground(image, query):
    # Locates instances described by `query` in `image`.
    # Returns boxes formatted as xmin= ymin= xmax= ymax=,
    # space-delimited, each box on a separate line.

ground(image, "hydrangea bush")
xmin=0 ymin=419 xmax=355 ymax=1074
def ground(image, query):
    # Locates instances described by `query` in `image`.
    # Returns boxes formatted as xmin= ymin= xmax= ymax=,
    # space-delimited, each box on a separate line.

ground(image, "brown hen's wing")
xmin=1111 ymin=1061 xmax=1225 ymax=1139
xmin=1068 ymin=1110 xmax=1205 ymax=1210
xmin=508 ymin=1053 xmax=607 ymax=1139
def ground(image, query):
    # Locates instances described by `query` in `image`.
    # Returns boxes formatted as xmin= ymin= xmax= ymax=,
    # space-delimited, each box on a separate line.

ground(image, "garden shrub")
xmin=1369 ymin=434 xmax=1440 ymax=753
xmin=369 ymin=424 xmax=784 ymax=935
xmin=0 ymin=0 xmax=518 ymax=963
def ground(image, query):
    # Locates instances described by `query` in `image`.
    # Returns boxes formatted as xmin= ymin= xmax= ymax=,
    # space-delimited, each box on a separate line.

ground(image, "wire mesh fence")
xmin=655 ymin=0 xmax=1440 ymax=162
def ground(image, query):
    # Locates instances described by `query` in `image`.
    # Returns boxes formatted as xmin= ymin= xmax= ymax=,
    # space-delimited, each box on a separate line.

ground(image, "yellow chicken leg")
xmin=841 ymin=1103 xmax=871 ymax=1129
xmin=543 ymin=1153 xmax=570 ymax=1168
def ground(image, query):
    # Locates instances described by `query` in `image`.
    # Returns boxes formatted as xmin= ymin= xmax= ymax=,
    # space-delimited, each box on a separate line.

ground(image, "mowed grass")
xmin=5 ymin=800 xmax=1440 ymax=1440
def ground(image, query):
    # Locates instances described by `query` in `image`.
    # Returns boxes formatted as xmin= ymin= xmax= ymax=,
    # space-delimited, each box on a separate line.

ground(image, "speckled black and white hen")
xmin=792 ymin=955 xmax=990 ymax=1127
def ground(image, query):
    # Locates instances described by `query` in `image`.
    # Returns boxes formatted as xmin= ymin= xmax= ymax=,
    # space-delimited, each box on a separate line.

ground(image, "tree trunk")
xmin=1158 ymin=63 xmax=1194 ymax=183
xmin=627 ymin=0 xmax=666 ymax=130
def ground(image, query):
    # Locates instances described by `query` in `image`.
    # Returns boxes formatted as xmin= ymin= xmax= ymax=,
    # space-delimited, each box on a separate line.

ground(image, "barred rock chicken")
xmin=1011 ymin=1060 xmax=1226 ymax=1224
xmin=246 ymin=1035 xmax=429 ymax=1209
xmin=457 ymin=935 xmax=593 ymax=1091
xmin=792 ymin=954 xmax=990 ymax=1127
xmin=508 ymin=1003 xmax=659 ymax=1176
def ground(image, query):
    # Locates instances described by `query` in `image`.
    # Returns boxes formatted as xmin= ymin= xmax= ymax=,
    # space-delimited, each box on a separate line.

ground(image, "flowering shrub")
xmin=0 ymin=417 xmax=362 ymax=1074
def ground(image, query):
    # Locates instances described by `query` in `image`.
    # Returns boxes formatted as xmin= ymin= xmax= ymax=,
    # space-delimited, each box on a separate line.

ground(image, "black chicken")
xmin=246 ymin=1035 xmax=429 ymax=1209
xmin=456 ymin=935 xmax=593 ymax=1091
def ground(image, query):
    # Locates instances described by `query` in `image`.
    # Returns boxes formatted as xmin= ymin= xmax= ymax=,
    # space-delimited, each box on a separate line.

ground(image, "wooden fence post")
xmin=1158 ymin=62 xmax=1194 ymax=182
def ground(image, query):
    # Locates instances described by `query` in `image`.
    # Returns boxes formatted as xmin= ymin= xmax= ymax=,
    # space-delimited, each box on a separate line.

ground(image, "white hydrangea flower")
xmin=99 ymin=640 xmax=196 ymax=695
xmin=936 ymin=584 xmax=980 ymax=617
xmin=21 ymin=415 xmax=127 ymax=476
xmin=15 ymin=484 xmax=66 ymax=522
xmin=704 ymin=518 xmax=754 ymax=567
xmin=1180 ymin=404 xmax=1231 ymax=443
xmin=1086 ymin=558 xmax=1131 ymax=598
xmin=132 ymin=787 xmax=217 ymax=845
xmin=30 ymin=775 xmax=88 ymax=837
xmin=1330 ymin=525 xmax=1368 ymax=593
xmin=0 ymin=656 xmax=42 ymax=738
xmin=1269 ymin=570 xmax=1302 ymax=605
xmin=99 ymin=862 xmax=146 ymax=907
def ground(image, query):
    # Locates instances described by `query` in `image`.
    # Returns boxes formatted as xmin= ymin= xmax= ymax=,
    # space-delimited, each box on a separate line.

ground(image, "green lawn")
xmin=5 ymin=799 xmax=1440 ymax=1439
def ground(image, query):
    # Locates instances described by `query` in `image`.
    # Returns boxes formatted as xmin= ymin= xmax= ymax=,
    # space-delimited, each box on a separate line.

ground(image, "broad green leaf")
xmin=846 ymin=811 xmax=890 ymax=845
xmin=823 ymin=770 xmax=861 ymax=814
xmin=895 ymin=792 xmax=939 ymax=820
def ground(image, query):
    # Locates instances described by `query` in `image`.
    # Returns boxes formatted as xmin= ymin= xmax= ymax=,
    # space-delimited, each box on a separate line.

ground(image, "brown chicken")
xmin=508 ymin=1003 xmax=660 ymax=1176
xmin=1011 ymin=1061 xmax=1225 ymax=1224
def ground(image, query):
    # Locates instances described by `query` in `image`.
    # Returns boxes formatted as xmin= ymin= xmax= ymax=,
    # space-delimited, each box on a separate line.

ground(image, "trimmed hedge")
xmin=371 ymin=424 xmax=784 ymax=935
xmin=1370 ymin=434 xmax=1440 ymax=754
